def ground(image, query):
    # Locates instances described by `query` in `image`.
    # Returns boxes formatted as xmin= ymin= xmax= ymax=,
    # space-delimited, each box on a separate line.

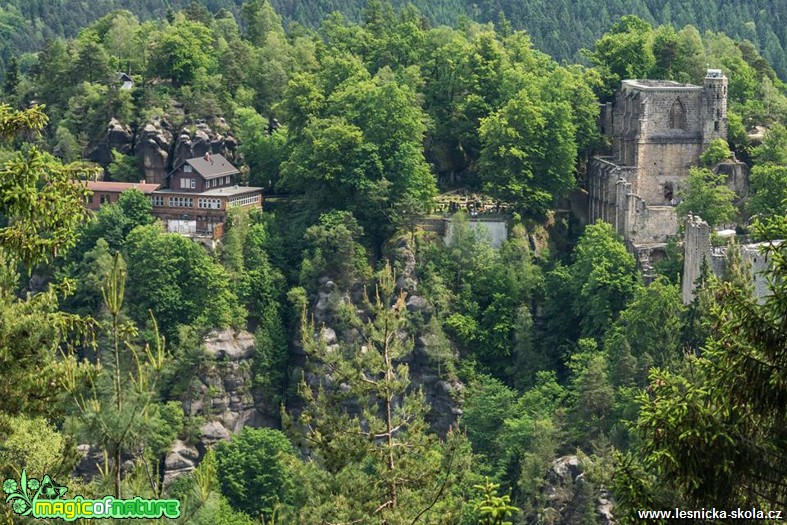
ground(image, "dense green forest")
xmin=1 ymin=0 xmax=787 ymax=523
xmin=3 ymin=0 xmax=787 ymax=79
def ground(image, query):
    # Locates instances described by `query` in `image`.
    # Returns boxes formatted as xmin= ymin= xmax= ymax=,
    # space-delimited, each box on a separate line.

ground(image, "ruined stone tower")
xmin=587 ymin=70 xmax=728 ymax=264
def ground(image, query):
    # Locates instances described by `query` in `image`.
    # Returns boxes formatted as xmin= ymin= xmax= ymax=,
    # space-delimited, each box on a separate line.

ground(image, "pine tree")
xmin=289 ymin=263 xmax=471 ymax=524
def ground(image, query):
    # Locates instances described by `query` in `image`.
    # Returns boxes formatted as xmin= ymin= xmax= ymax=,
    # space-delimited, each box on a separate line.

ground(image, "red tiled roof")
xmin=87 ymin=181 xmax=160 ymax=194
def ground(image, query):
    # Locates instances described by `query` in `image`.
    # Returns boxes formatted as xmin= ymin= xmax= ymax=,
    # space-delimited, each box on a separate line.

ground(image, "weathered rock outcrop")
xmin=79 ymin=115 xmax=241 ymax=185
xmin=293 ymin=237 xmax=464 ymax=435
xmin=537 ymin=455 xmax=616 ymax=525
xmin=159 ymin=329 xmax=278 ymax=484
xmin=134 ymin=116 xmax=173 ymax=185
xmin=163 ymin=440 xmax=200 ymax=486
xmin=87 ymin=118 xmax=134 ymax=166
xmin=182 ymin=329 xmax=273 ymax=434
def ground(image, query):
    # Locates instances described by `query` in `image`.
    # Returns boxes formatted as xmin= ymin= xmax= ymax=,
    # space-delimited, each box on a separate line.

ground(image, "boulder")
xmin=203 ymin=329 xmax=256 ymax=361
xmin=201 ymin=421 xmax=230 ymax=445
xmin=406 ymin=295 xmax=430 ymax=314
xmin=171 ymin=122 xmax=238 ymax=169
xmin=87 ymin=118 xmax=135 ymax=166
xmin=163 ymin=440 xmax=199 ymax=486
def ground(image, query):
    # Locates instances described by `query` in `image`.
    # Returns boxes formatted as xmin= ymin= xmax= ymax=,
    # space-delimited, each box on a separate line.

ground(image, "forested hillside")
xmin=1 ymin=0 xmax=787 ymax=523
xmin=2 ymin=0 xmax=787 ymax=79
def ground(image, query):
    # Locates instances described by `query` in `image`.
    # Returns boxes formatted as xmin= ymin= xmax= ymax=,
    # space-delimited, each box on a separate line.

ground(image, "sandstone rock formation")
xmin=536 ymin=455 xmax=616 ymax=525
xmin=87 ymin=118 xmax=134 ymax=166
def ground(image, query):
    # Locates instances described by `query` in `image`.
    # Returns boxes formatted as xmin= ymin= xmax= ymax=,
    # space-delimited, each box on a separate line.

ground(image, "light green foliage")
xmin=215 ymin=427 xmax=300 ymax=519
xmin=280 ymin=67 xmax=436 ymax=241
xmin=474 ymin=480 xmax=518 ymax=525
xmin=570 ymin=221 xmax=641 ymax=339
xmin=479 ymin=89 xmax=577 ymax=217
xmin=699 ymin=138 xmax=732 ymax=167
xmin=423 ymin=217 xmax=543 ymax=381
xmin=616 ymin=277 xmax=685 ymax=367
xmin=752 ymin=123 xmax=787 ymax=166
xmin=588 ymin=16 xmax=656 ymax=97
xmin=0 ymin=105 xmax=96 ymax=268
xmin=62 ymin=253 xmax=172 ymax=498
xmin=234 ymin=107 xmax=286 ymax=189
xmin=676 ymin=167 xmax=738 ymax=227
xmin=75 ymin=188 xmax=154 ymax=253
xmin=222 ymin=210 xmax=287 ymax=406
xmin=108 ymin=150 xmax=141 ymax=182
xmin=147 ymin=19 xmax=216 ymax=86
xmin=748 ymin=164 xmax=787 ymax=217
xmin=0 ymin=416 xmax=68 ymax=477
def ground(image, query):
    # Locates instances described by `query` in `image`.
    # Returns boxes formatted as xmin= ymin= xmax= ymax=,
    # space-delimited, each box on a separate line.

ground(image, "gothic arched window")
xmin=669 ymin=99 xmax=686 ymax=129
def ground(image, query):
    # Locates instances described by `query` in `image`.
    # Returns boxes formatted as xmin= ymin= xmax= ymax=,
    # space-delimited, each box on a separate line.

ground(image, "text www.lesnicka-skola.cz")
xmin=637 ymin=508 xmax=783 ymax=520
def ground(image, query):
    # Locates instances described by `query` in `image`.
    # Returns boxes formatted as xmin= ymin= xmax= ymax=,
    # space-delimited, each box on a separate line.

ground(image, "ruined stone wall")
xmin=682 ymin=217 xmax=779 ymax=304
xmin=635 ymin=140 xmax=703 ymax=203
xmin=682 ymin=214 xmax=711 ymax=304
xmin=629 ymin=204 xmax=680 ymax=245
xmin=638 ymin=89 xmax=704 ymax=137
xmin=742 ymin=243 xmax=775 ymax=301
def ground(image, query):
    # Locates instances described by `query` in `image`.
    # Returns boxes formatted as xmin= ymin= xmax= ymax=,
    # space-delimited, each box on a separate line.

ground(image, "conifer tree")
xmin=290 ymin=263 xmax=471 ymax=524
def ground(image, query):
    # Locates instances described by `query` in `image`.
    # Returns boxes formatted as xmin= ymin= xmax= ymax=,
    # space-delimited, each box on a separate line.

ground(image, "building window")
xmin=190 ymin=178 xmax=196 ymax=189
xmin=228 ymin=194 xmax=259 ymax=208
xmin=669 ymin=99 xmax=686 ymax=129
xmin=151 ymin=195 xmax=164 ymax=207
xmin=184 ymin=164 xmax=193 ymax=173
xmin=199 ymin=198 xmax=221 ymax=209
xmin=100 ymin=194 xmax=111 ymax=204
xmin=169 ymin=196 xmax=194 ymax=208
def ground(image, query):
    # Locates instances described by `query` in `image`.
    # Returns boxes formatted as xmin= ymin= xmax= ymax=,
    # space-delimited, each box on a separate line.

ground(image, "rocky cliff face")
xmin=534 ymin=455 xmax=616 ymax=525
xmin=291 ymin=238 xmax=465 ymax=435
xmin=160 ymin=328 xmax=277 ymax=485
xmin=72 ymin=329 xmax=277 ymax=487
xmin=88 ymin=116 xmax=239 ymax=185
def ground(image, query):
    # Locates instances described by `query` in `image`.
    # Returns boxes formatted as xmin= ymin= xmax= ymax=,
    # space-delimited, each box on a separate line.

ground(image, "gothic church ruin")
xmin=587 ymin=69 xmax=729 ymax=264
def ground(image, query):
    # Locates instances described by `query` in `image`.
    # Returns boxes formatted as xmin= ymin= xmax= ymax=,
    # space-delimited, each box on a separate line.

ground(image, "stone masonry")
xmin=588 ymin=70 xmax=728 ymax=259
xmin=682 ymin=214 xmax=780 ymax=304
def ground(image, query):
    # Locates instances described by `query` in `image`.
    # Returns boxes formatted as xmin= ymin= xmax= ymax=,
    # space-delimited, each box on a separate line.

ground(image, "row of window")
xmin=228 ymin=194 xmax=259 ymax=207
xmin=198 ymin=198 xmax=222 ymax=209
xmin=170 ymin=197 xmax=194 ymax=208
xmin=180 ymin=177 xmax=196 ymax=189
xmin=151 ymin=196 xmax=195 ymax=208
xmin=207 ymin=176 xmax=231 ymax=188
xmin=151 ymin=194 xmax=257 ymax=208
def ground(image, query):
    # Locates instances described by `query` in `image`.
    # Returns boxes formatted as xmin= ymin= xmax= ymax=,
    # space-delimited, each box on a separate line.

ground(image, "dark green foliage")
xmin=622 ymin=225 xmax=787 ymax=516
xmin=299 ymin=211 xmax=371 ymax=290
xmin=215 ymin=427 xmax=299 ymax=519
xmin=124 ymin=224 xmax=241 ymax=340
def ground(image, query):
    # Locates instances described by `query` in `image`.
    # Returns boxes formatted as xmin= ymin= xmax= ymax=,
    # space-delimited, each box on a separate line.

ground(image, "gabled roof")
xmin=180 ymin=154 xmax=239 ymax=180
xmin=87 ymin=181 xmax=160 ymax=194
